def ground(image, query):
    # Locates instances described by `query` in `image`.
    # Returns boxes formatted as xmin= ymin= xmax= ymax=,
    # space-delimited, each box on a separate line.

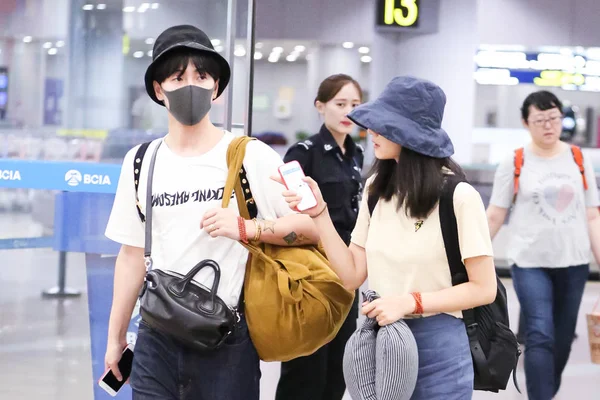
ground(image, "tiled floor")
xmin=1 ymin=214 xmax=599 ymax=399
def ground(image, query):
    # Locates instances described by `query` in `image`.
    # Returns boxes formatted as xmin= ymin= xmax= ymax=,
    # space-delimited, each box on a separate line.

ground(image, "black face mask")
xmin=163 ymin=85 xmax=214 ymax=126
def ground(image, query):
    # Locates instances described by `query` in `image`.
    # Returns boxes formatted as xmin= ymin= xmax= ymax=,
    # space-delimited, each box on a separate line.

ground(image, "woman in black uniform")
xmin=275 ymin=74 xmax=364 ymax=400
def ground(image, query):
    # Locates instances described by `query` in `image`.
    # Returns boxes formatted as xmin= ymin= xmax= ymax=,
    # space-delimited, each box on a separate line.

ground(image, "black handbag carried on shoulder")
xmin=137 ymin=141 xmax=239 ymax=351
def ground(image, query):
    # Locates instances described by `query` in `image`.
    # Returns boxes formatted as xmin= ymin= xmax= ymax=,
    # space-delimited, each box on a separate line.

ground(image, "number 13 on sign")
xmin=384 ymin=0 xmax=419 ymax=27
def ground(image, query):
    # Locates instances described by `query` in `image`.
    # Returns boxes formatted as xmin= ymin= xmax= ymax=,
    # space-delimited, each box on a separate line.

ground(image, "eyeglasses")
xmin=529 ymin=115 xmax=562 ymax=127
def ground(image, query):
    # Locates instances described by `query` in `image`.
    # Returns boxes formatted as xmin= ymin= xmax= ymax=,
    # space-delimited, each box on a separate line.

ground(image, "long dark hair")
xmin=369 ymin=147 xmax=465 ymax=219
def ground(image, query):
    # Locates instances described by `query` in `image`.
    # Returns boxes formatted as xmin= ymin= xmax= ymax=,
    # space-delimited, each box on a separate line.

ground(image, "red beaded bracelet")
xmin=237 ymin=216 xmax=248 ymax=243
xmin=411 ymin=292 xmax=424 ymax=314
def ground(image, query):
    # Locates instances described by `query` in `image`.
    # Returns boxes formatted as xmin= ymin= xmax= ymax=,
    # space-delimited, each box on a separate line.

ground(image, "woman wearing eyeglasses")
xmin=486 ymin=90 xmax=600 ymax=400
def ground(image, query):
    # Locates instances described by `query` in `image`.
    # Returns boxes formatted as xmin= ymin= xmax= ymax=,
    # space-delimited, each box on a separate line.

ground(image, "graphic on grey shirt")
xmin=533 ymin=172 xmax=581 ymax=225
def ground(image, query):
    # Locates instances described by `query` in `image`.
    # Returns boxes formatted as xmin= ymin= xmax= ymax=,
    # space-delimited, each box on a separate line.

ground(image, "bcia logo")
xmin=65 ymin=169 xmax=111 ymax=187
xmin=65 ymin=170 xmax=82 ymax=186
xmin=0 ymin=170 xmax=21 ymax=180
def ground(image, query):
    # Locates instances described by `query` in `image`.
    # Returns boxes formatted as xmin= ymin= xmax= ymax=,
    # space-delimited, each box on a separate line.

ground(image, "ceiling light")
xmin=254 ymin=52 xmax=263 ymax=60
xmin=215 ymin=45 xmax=224 ymax=52
xmin=286 ymin=54 xmax=297 ymax=62
xmin=343 ymin=42 xmax=354 ymax=49
xmin=358 ymin=46 xmax=370 ymax=54
xmin=123 ymin=6 xmax=135 ymax=12
xmin=43 ymin=42 xmax=53 ymax=49
xmin=294 ymin=45 xmax=306 ymax=52
xmin=211 ymin=39 xmax=221 ymax=46
xmin=272 ymin=46 xmax=283 ymax=53
xmin=145 ymin=38 xmax=154 ymax=45
xmin=56 ymin=41 xmax=65 ymax=48
xmin=97 ymin=4 xmax=107 ymax=10
xmin=151 ymin=3 xmax=159 ymax=9
xmin=147 ymin=50 xmax=153 ymax=57
xmin=82 ymin=4 xmax=94 ymax=10
xmin=361 ymin=55 xmax=372 ymax=63
xmin=48 ymin=48 xmax=58 ymax=55
xmin=23 ymin=36 xmax=32 ymax=43
xmin=268 ymin=56 xmax=279 ymax=63
xmin=133 ymin=51 xmax=144 ymax=58
xmin=234 ymin=46 xmax=246 ymax=57
xmin=255 ymin=42 xmax=263 ymax=49
xmin=138 ymin=4 xmax=149 ymax=13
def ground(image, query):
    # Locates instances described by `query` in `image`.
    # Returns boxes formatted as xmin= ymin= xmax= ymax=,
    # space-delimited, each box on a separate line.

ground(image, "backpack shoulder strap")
xmin=570 ymin=144 xmax=588 ymax=190
xmin=438 ymin=176 xmax=468 ymax=286
xmin=367 ymin=192 xmax=377 ymax=217
xmin=134 ymin=141 xmax=152 ymax=223
xmin=223 ymin=136 xmax=258 ymax=220
xmin=513 ymin=147 xmax=525 ymax=204
xmin=438 ymin=176 xmax=494 ymax=382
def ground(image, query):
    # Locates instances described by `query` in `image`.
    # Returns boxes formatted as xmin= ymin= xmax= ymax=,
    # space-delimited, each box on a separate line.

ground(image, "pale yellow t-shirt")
xmin=351 ymin=178 xmax=494 ymax=319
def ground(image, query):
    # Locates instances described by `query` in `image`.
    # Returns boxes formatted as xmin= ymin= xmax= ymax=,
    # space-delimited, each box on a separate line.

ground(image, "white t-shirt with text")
xmin=105 ymin=131 xmax=294 ymax=306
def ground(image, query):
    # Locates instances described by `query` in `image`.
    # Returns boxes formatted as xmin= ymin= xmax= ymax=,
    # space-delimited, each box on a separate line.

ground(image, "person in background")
xmin=277 ymin=76 xmax=498 ymax=399
xmin=275 ymin=74 xmax=364 ymax=400
xmin=486 ymin=90 xmax=600 ymax=399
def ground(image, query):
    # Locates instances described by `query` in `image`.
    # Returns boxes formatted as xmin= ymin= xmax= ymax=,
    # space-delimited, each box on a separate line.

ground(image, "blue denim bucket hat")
xmin=347 ymin=76 xmax=454 ymax=158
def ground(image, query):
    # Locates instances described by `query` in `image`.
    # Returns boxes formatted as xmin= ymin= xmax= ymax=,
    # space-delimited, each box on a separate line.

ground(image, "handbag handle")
xmin=170 ymin=259 xmax=221 ymax=297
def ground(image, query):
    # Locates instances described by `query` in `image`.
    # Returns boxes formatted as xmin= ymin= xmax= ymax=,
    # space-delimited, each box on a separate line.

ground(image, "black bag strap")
xmin=367 ymin=192 xmax=377 ymax=217
xmin=438 ymin=176 xmax=497 ymax=386
xmin=134 ymin=141 xmax=152 ymax=223
xmin=238 ymin=165 xmax=258 ymax=220
xmin=143 ymin=141 xmax=162 ymax=264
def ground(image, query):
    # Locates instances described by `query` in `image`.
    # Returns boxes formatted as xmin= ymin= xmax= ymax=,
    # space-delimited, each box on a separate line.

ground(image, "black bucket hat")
xmin=144 ymin=25 xmax=231 ymax=106
xmin=348 ymin=76 xmax=454 ymax=158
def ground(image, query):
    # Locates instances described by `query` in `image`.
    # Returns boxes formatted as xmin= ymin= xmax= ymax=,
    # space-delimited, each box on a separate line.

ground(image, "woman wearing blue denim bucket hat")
xmin=275 ymin=76 xmax=498 ymax=399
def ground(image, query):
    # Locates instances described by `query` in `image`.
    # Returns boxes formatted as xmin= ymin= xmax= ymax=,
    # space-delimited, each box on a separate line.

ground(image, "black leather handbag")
xmin=138 ymin=141 xmax=238 ymax=351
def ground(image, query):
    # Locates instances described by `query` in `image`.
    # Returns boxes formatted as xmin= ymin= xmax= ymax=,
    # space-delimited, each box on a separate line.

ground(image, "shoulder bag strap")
xmin=134 ymin=141 xmax=152 ymax=222
xmin=438 ymin=176 xmax=493 ymax=384
xmin=143 ymin=141 xmax=162 ymax=269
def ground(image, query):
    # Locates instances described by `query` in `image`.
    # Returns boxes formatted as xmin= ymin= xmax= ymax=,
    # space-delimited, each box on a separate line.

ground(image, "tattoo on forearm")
xmin=283 ymin=232 xmax=297 ymax=245
xmin=283 ymin=231 xmax=311 ymax=245
xmin=263 ymin=220 xmax=276 ymax=234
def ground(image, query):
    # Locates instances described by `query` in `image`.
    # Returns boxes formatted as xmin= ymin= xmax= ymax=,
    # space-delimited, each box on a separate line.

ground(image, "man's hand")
xmin=201 ymin=208 xmax=244 ymax=240
xmin=105 ymin=339 xmax=127 ymax=382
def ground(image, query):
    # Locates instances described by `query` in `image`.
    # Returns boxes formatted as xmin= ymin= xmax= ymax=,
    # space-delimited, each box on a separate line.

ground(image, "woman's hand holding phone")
xmin=271 ymin=174 xmax=327 ymax=218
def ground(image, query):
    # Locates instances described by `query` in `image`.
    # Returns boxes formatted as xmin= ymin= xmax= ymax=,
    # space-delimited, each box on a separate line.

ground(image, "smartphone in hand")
xmin=98 ymin=343 xmax=134 ymax=397
xmin=278 ymin=161 xmax=318 ymax=211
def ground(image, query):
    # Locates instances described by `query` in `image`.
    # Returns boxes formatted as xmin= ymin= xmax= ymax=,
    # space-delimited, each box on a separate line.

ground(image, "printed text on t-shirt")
xmin=151 ymin=187 xmax=234 ymax=207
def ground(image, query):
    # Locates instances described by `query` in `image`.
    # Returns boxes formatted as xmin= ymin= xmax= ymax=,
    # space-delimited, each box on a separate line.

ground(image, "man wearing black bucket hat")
xmin=103 ymin=25 xmax=319 ymax=399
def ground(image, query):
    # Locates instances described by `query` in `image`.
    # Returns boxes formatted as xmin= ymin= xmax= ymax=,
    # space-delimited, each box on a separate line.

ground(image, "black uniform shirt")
xmin=284 ymin=124 xmax=364 ymax=245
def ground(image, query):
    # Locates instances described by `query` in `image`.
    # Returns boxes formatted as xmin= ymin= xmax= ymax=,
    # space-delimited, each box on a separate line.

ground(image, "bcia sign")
xmin=65 ymin=169 xmax=111 ymax=187
xmin=0 ymin=170 xmax=21 ymax=180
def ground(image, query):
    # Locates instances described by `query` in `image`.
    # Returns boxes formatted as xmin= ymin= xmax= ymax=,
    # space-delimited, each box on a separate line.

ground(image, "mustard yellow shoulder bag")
xmin=221 ymin=136 xmax=355 ymax=362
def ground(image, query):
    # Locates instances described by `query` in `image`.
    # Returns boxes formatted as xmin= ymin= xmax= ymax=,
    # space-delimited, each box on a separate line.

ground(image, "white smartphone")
xmin=98 ymin=343 xmax=135 ymax=397
xmin=278 ymin=160 xmax=318 ymax=211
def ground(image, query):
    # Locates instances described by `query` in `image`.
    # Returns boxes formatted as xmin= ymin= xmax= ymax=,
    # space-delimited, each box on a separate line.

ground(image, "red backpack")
xmin=513 ymin=144 xmax=588 ymax=203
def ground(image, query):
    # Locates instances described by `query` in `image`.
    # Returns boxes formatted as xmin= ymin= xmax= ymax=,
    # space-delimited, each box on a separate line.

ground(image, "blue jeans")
xmin=511 ymin=264 xmax=589 ymax=400
xmin=405 ymin=313 xmax=474 ymax=399
xmin=130 ymin=314 xmax=260 ymax=400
